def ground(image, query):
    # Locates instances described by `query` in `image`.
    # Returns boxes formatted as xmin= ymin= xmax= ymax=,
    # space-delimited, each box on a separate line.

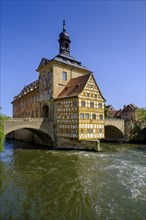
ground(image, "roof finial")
xmin=63 ymin=18 xmax=66 ymax=32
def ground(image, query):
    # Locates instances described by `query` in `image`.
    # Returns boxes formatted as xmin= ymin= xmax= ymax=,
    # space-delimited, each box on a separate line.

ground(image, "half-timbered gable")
xmin=78 ymin=74 xmax=105 ymax=140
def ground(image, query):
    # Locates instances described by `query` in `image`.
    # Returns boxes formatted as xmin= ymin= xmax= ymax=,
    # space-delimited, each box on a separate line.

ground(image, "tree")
xmin=135 ymin=108 xmax=146 ymax=125
xmin=0 ymin=107 xmax=7 ymax=152
xmin=132 ymin=108 xmax=146 ymax=137
xmin=104 ymin=104 xmax=108 ymax=117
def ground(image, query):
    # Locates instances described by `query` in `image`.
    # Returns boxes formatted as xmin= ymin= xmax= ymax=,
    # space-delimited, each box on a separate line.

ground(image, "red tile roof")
xmin=56 ymin=73 xmax=91 ymax=99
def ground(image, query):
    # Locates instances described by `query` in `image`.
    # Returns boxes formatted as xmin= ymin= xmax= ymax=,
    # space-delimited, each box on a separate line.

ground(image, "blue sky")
xmin=1 ymin=0 xmax=145 ymax=116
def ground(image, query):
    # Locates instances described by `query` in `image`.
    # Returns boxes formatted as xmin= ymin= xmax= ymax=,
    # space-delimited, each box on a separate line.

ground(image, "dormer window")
xmin=62 ymin=71 xmax=67 ymax=80
xmin=76 ymin=83 xmax=82 ymax=88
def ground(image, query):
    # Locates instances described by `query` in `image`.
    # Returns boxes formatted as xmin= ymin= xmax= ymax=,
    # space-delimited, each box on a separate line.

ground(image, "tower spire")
xmin=63 ymin=19 xmax=66 ymax=32
xmin=58 ymin=19 xmax=71 ymax=55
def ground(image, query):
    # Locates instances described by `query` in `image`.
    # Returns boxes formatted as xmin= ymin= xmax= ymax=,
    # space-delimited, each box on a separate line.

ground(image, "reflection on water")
xmin=0 ymin=140 xmax=146 ymax=220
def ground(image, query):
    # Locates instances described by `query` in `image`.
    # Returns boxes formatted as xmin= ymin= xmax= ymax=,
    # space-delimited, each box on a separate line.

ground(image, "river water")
xmin=0 ymin=140 xmax=146 ymax=220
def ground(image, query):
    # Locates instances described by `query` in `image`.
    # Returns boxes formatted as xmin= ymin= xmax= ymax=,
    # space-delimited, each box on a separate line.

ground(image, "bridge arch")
xmin=4 ymin=118 xmax=54 ymax=147
xmin=6 ymin=127 xmax=54 ymax=147
xmin=105 ymin=125 xmax=125 ymax=142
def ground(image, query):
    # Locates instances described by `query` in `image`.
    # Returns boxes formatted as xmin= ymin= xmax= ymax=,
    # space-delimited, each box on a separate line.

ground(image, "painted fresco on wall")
xmin=39 ymin=72 xmax=51 ymax=101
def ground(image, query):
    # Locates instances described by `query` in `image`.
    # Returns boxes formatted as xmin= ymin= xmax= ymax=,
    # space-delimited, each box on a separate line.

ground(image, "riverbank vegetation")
xmin=131 ymin=108 xmax=146 ymax=141
xmin=0 ymin=107 xmax=9 ymax=152
xmin=0 ymin=120 xmax=5 ymax=152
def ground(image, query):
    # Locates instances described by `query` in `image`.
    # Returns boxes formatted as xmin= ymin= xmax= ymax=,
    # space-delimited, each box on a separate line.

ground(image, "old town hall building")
xmin=12 ymin=21 xmax=105 ymax=143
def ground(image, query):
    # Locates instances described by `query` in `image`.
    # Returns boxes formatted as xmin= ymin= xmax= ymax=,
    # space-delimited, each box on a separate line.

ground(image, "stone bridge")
xmin=104 ymin=118 xmax=125 ymax=141
xmin=105 ymin=118 xmax=125 ymax=133
xmin=3 ymin=118 xmax=55 ymax=146
xmin=3 ymin=118 xmax=126 ymax=144
xmin=2 ymin=118 xmax=145 ymax=145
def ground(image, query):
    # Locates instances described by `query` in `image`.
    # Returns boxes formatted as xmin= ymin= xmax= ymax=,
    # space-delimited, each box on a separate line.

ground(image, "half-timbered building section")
xmin=78 ymin=74 xmax=105 ymax=140
xmin=12 ymin=81 xmax=40 ymax=118
xmin=55 ymin=97 xmax=78 ymax=138
xmin=55 ymin=73 xmax=105 ymax=140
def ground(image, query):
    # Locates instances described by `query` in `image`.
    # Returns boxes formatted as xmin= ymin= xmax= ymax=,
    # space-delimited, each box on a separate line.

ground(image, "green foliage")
xmin=132 ymin=108 xmax=146 ymax=138
xmin=135 ymin=108 xmax=146 ymax=125
xmin=104 ymin=104 xmax=107 ymax=117
xmin=0 ymin=107 xmax=7 ymax=152
xmin=0 ymin=121 xmax=5 ymax=152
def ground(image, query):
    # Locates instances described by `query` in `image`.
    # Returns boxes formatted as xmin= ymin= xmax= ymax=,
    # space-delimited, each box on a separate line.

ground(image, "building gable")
xmin=36 ymin=58 xmax=50 ymax=72
xmin=79 ymin=74 xmax=105 ymax=101
xmin=122 ymin=104 xmax=138 ymax=113
xmin=106 ymin=105 xmax=114 ymax=111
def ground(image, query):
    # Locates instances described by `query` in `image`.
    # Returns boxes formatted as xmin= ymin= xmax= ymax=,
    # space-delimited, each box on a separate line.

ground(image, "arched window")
xmin=41 ymin=105 xmax=49 ymax=118
xmin=65 ymin=43 xmax=69 ymax=50
xmin=62 ymin=72 xmax=67 ymax=80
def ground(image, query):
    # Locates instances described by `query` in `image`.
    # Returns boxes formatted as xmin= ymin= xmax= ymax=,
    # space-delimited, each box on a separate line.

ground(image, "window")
xmin=66 ymin=128 xmax=70 ymax=134
xmin=73 ymin=114 xmax=77 ymax=119
xmin=36 ymin=95 xmax=39 ymax=102
xmin=99 ymin=128 xmax=102 ymax=133
xmin=99 ymin=114 xmax=103 ymax=120
xmin=87 ymin=129 xmax=93 ymax=133
xmin=81 ymin=129 xmax=83 ymax=133
xmin=90 ymin=102 xmax=94 ymax=108
xmin=57 ymin=103 xmax=61 ymax=108
xmin=73 ymin=100 xmax=77 ymax=106
xmin=62 ymin=71 xmax=67 ymax=80
xmin=98 ymin=103 xmax=102 ymax=109
xmin=92 ymin=114 xmax=96 ymax=120
xmin=36 ymin=109 xmax=38 ymax=117
xmin=60 ymin=128 xmax=63 ymax=133
xmin=81 ymin=101 xmax=85 ymax=107
xmin=80 ymin=113 xmax=84 ymax=119
xmin=31 ymin=111 xmax=34 ymax=118
xmin=72 ymin=129 xmax=76 ymax=134
xmin=65 ymin=43 xmax=69 ymax=49
xmin=85 ymin=113 xmax=89 ymax=119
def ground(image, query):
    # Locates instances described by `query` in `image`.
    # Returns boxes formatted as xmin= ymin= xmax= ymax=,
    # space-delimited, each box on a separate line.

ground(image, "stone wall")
xmin=56 ymin=136 xmax=98 ymax=150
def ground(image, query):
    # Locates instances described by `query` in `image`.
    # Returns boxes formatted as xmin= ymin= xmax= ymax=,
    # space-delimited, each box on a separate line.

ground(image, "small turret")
xmin=58 ymin=19 xmax=71 ymax=55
